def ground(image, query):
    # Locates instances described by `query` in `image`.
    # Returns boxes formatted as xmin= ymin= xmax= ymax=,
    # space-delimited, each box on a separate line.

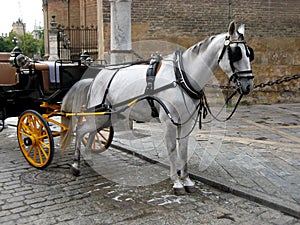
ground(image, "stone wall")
xmin=105 ymin=0 xmax=300 ymax=104
xmin=45 ymin=0 xmax=300 ymax=104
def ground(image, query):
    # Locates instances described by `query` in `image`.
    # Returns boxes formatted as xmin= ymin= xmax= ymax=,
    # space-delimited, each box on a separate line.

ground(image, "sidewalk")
xmin=112 ymin=103 xmax=300 ymax=218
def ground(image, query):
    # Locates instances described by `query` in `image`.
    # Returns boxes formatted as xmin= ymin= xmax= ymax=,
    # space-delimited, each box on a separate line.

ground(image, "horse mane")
xmin=188 ymin=31 xmax=231 ymax=55
xmin=189 ymin=36 xmax=215 ymax=55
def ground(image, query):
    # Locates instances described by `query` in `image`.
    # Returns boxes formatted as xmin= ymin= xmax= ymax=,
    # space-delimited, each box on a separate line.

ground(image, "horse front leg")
xmin=178 ymin=136 xmax=196 ymax=193
xmin=165 ymin=122 xmax=185 ymax=195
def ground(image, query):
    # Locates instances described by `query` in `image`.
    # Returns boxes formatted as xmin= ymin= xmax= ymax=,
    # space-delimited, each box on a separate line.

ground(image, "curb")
xmin=111 ymin=142 xmax=300 ymax=219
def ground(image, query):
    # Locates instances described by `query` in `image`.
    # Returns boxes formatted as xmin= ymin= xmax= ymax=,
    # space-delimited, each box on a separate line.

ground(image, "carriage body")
xmin=0 ymin=51 xmax=113 ymax=169
xmin=0 ymin=52 xmax=87 ymax=121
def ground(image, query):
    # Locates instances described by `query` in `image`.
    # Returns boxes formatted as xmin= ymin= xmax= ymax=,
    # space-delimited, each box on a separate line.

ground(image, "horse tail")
xmin=60 ymin=78 xmax=93 ymax=151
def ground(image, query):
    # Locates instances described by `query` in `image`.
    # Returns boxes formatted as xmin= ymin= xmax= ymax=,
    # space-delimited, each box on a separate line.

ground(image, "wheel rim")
xmin=82 ymin=127 xmax=114 ymax=153
xmin=17 ymin=111 xmax=53 ymax=168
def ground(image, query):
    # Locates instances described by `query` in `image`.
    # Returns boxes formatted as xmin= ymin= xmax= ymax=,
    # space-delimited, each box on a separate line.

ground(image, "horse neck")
xmin=181 ymin=34 xmax=226 ymax=89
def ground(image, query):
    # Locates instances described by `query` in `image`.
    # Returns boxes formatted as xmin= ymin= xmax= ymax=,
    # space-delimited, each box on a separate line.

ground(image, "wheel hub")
xmin=24 ymin=136 xmax=36 ymax=146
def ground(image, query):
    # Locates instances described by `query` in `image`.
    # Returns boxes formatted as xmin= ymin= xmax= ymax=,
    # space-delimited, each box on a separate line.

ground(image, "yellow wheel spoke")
xmin=39 ymin=147 xmax=49 ymax=160
xmin=39 ymin=139 xmax=50 ymax=150
xmin=82 ymin=138 xmax=88 ymax=146
xmin=94 ymin=134 xmax=101 ymax=149
xmin=99 ymin=132 xmax=108 ymax=142
xmin=33 ymin=147 xmax=37 ymax=162
xmin=39 ymin=134 xmax=50 ymax=140
xmin=98 ymin=139 xmax=104 ymax=148
xmin=37 ymin=147 xmax=44 ymax=165
xmin=26 ymin=145 xmax=34 ymax=157
xmin=20 ymin=131 xmax=31 ymax=138
xmin=20 ymin=121 xmax=32 ymax=134
xmin=95 ymin=134 xmax=100 ymax=143
xmin=95 ymin=134 xmax=104 ymax=147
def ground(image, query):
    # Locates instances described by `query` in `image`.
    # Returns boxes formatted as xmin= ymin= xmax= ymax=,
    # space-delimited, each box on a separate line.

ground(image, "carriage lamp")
xmin=9 ymin=46 xmax=22 ymax=67
xmin=80 ymin=51 xmax=93 ymax=65
xmin=9 ymin=46 xmax=30 ymax=68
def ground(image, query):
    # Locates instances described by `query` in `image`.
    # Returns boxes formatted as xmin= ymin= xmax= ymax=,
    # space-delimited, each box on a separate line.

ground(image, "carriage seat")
xmin=34 ymin=61 xmax=80 ymax=93
xmin=34 ymin=63 xmax=51 ymax=92
xmin=0 ymin=53 xmax=17 ymax=86
xmin=35 ymin=61 xmax=65 ymax=92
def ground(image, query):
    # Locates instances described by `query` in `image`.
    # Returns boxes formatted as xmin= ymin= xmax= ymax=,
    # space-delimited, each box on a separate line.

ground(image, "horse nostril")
xmin=243 ymin=84 xmax=251 ymax=95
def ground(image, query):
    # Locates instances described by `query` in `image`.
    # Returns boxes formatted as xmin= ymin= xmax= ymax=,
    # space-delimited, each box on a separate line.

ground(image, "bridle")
xmin=217 ymin=34 xmax=254 ymax=89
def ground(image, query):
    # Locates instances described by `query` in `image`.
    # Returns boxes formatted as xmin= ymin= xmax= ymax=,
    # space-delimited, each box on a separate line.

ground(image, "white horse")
xmin=61 ymin=21 xmax=254 ymax=195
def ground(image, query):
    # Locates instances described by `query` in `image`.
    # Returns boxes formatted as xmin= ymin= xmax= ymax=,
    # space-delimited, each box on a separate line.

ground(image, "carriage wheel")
xmin=82 ymin=126 xmax=114 ymax=153
xmin=17 ymin=110 xmax=54 ymax=169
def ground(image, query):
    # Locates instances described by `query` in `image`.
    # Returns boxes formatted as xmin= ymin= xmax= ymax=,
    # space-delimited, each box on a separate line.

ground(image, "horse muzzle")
xmin=230 ymin=71 xmax=254 ymax=95
xmin=236 ymin=76 xmax=254 ymax=95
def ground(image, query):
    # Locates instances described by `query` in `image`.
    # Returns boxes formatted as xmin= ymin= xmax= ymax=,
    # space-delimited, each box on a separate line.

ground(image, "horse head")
xmin=218 ymin=21 xmax=254 ymax=95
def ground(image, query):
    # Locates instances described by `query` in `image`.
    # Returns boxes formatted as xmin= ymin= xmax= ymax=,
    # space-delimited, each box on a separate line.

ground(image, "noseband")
xmin=218 ymin=35 xmax=254 ymax=84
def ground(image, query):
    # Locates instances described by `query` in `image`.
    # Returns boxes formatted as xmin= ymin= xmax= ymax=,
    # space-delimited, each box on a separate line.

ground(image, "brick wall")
xmin=47 ymin=0 xmax=81 ymax=28
xmin=85 ymin=0 xmax=98 ymax=28
xmin=45 ymin=0 xmax=300 ymax=103
xmin=46 ymin=0 xmax=300 ymax=41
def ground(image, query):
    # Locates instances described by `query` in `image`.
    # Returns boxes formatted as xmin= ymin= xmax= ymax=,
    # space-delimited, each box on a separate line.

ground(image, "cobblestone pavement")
xmin=112 ymin=103 xmax=300 ymax=219
xmin=0 ymin=103 xmax=300 ymax=224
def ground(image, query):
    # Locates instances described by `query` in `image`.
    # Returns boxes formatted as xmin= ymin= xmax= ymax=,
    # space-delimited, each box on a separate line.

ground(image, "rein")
xmin=204 ymin=90 xmax=244 ymax=123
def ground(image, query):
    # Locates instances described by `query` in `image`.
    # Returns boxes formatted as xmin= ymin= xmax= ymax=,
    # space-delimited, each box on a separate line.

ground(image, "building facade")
xmin=42 ymin=0 xmax=300 ymax=103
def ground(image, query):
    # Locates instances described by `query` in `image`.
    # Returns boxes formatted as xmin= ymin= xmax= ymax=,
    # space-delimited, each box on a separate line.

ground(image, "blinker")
xmin=230 ymin=46 xmax=242 ymax=62
xmin=248 ymin=46 xmax=254 ymax=62
xmin=229 ymin=45 xmax=254 ymax=63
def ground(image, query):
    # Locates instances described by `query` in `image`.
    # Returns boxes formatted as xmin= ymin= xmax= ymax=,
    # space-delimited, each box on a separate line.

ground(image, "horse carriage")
xmin=0 ymin=47 xmax=114 ymax=169
xmin=0 ymin=21 xmax=254 ymax=194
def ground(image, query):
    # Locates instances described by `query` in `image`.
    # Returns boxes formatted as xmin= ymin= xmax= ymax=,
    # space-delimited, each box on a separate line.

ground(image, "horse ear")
xmin=228 ymin=21 xmax=236 ymax=36
xmin=238 ymin=24 xmax=245 ymax=35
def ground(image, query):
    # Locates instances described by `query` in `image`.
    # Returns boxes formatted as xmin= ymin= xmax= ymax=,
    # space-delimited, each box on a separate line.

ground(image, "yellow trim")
xmin=127 ymin=99 xmax=138 ymax=107
xmin=40 ymin=102 xmax=61 ymax=111
xmin=65 ymin=111 xmax=108 ymax=117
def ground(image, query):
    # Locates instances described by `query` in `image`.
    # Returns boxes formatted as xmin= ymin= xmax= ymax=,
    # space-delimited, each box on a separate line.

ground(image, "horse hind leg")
xmin=82 ymin=130 xmax=98 ymax=166
xmin=70 ymin=121 xmax=94 ymax=176
xmin=71 ymin=115 xmax=110 ymax=176
xmin=71 ymin=139 xmax=81 ymax=176
xmin=70 ymin=127 xmax=83 ymax=176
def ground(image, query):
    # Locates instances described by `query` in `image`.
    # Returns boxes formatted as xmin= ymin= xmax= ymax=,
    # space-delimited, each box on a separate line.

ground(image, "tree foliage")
xmin=0 ymin=32 xmax=15 ymax=52
xmin=0 ymin=30 xmax=44 ymax=59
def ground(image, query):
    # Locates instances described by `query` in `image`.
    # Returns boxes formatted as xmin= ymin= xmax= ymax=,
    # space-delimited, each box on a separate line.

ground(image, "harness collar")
xmin=173 ymin=49 xmax=204 ymax=99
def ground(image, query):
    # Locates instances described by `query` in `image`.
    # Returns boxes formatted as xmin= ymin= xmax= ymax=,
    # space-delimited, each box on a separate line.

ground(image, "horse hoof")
xmin=70 ymin=166 xmax=80 ymax=176
xmin=184 ymin=185 xmax=197 ymax=193
xmin=173 ymin=188 xmax=186 ymax=196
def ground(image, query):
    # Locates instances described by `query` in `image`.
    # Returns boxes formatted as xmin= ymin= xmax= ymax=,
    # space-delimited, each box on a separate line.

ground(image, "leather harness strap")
xmin=173 ymin=49 xmax=204 ymax=99
xmin=145 ymin=55 xmax=163 ymax=117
